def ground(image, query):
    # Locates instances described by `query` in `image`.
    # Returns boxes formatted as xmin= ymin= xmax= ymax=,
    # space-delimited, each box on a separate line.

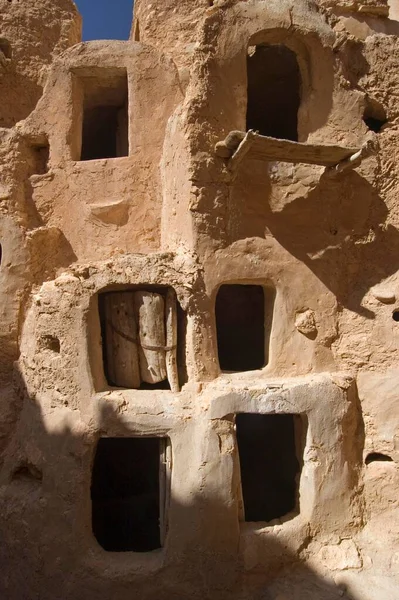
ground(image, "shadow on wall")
xmin=0 ymin=370 xmax=365 ymax=600
xmin=230 ymin=160 xmax=399 ymax=319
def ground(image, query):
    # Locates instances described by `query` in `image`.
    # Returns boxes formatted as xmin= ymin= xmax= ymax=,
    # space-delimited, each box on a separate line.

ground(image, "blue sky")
xmin=75 ymin=0 xmax=134 ymax=41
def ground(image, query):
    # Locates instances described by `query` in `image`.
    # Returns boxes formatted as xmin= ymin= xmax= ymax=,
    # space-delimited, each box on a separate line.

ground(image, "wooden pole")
xmin=165 ymin=288 xmax=180 ymax=392
xmin=104 ymin=292 xmax=141 ymax=388
xmin=134 ymin=291 xmax=167 ymax=384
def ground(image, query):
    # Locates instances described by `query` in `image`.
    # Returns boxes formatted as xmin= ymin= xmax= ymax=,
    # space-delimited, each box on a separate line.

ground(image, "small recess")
xmin=363 ymin=98 xmax=387 ymax=133
xmin=0 ymin=38 xmax=12 ymax=59
xmin=40 ymin=335 xmax=61 ymax=353
xmin=365 ymin=452 xmax=393 ymax=465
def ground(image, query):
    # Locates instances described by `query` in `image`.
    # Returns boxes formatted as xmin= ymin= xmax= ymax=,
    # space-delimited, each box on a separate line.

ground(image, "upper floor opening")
xmin=246 ymin=44 xmax=301 ymax=141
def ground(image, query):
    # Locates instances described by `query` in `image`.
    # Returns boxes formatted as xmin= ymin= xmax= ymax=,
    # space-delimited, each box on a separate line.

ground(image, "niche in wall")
xmin=30 ymin=140 xmax=50 ymax=174
xmin=215 ymin=284 xmax=273 ymax=372
xmin=363 ymin=97 xmax=387 ymax=133
xmin=236 ymin=413 xmax=303 ymax=523
xmin=246 ymin=44 xmax=301 ymax=141
xmin=91 ymin=437 xmax=171 ymax=552
xmin=79 ymin=69 xmax=128 ymax=161
xmin=0 ymin=38 xmax=12 ymax=59
xmin=98 ymin=287 xmax=183 ymax=391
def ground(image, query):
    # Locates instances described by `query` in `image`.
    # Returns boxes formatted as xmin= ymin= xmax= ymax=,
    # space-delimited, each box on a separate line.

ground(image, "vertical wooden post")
xmin=159 ymin=438 xmax=172 ymax=547
xmin=104 ymin=292 xmax=141 ymax=388
xmin=165 ymin=288 xmax=180 ymax=392
xmin=134 ymin=291 xmax=167 ymax=384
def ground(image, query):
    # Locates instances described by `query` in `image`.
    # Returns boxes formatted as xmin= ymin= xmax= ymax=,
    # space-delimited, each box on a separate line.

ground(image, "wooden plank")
xmin=134 ymin=291 xmax=167 ymax=384
xmin=165 ymin=288 xmax=180 ymax=393
xmin=217 ymin=130 xmax=362 ymax=170
xmin=104 ymin=292 xmax=140 ymax=388
xmin=248 ymin=133 xmax=358 ymax=166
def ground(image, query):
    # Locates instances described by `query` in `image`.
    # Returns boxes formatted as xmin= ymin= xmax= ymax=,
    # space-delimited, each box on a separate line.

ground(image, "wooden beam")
xmin=104 ymin=292 xmax=140 ymax=388
xmin=215 ymin=130 xmax=375 ymax=171
xmin=165 ymin=288 xmax=180 ymax=393
xmin=134 ymin=291 xmax=167 ymax=384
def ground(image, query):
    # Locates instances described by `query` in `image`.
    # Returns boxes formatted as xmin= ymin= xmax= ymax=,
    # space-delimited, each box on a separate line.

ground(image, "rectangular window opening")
xmin=91 ymin=437 xmax=171 ymax=553
xmin=79 ymin=70 xmax=128 ymax=161
xmin=216 ymin=284 xmax=272 ymax=372
xmin=236 ymin=413 xmax=303 ymax=523
xmin=30 ymin=140 xmax=50 ymax=175
xmin=98 ymin=287 xmax=183 ymax=391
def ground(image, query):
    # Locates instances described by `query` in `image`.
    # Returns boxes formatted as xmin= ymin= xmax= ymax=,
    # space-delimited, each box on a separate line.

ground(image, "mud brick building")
xmin=1 ymin=0 xmax=399 ymax=598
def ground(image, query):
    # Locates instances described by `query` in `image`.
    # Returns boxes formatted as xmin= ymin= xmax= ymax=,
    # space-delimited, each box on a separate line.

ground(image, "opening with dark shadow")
xmin=363 ymin=98 xmax=387 ymax=133
xmin=246 ymin=44 xmax=301 ymax=140
xmin=12 ymin=463 xmax=42 ymax=483
xmin=216 ymin=284 xmax=269 ymax=372
xmin=39 ymin=335 xmax=60 ymax=353
xmin=80 ymin=70 xmax=128 ymax=160
xmin=365 ymin=452 xmax=393 ymax=465
xmin=31 ymin=141 xmax=50 ymax=174
xmin=0 ymin=38 xmax=12 ymax=59
xmin=393 ymin=310 xmax=399 ymax=322
xmin=236 ymin=413 xmax=303 ymax=522
xmin=91 ymin=437 xmax=171 ymax=552
xmin=98 ymin=287 xmax=183 ymax=391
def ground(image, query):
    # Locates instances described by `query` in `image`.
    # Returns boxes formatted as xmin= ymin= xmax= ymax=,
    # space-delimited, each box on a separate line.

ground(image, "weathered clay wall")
xmin=0 ymin=0 xmax=81 ymax=128
xmin=1 ymin=0 xmax=399 ymax=598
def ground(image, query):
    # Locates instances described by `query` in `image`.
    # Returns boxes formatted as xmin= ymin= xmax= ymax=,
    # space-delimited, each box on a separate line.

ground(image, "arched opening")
xmin=365 ymin=452 xmax=393 ymax=465
xmin=363 ymin=97 xmax=387 ymax=133
xmin=246 ymin=44 xmax=301 ymax=141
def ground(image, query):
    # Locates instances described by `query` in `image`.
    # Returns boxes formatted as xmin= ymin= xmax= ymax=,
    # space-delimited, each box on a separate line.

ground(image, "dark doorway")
xmin=236 ymin=413 xmax=302 ymax=522
xmin=80 ymin=70 xmax=128 ymax=160
xmin=246 ymin=44 xmax=301 ymax=140
xmin=91 ymin=437 xmax=170 ymax=552
xmin=215 ymin=284 xmax=266 ymax=372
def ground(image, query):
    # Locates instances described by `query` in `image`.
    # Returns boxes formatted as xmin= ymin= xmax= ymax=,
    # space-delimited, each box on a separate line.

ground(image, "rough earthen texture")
xmin=1 ymin=0 xmax=399 ymax=598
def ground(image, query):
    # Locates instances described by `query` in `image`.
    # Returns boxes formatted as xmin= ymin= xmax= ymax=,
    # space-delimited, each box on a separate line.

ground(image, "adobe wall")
xmin=1 ymin=0 xmax=399 ymax=598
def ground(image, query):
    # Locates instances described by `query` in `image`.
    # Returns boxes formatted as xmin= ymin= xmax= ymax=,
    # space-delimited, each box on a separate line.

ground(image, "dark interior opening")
xmin=392 ymin=310 xmax=399 ymax=322
xmin=216 ymin=284 xmax=266 ymax=372
xmin=363 ymin=98 xmax=387 ymax=133
xmin=246 ymin=44 xmax=301 ymax=140
xmin=98 ymin=287 xmax=183 ymax=391
xmin=0 ymin=38 xmax=12 ymax=59
xmin=12 ymin=462 xmax=42 ymax=483
xmin=91 ymin=437 xmax=166 ymax=552
xmin=365 ymin=452 xmax=393 ymax=465
xmin=236 ymin=413 xmax=302 ymax=522
xmin=80 ymin=71 xmax=128 ymax=161
xmin=39 ymin=335 xmax=60 ymax=353
xmin=31 ymin=142 xmax=50 ymax=174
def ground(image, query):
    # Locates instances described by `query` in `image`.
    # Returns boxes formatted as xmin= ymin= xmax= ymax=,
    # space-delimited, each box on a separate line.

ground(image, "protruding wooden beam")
xmin=215 ymin=130 xmax=376 ymax=172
